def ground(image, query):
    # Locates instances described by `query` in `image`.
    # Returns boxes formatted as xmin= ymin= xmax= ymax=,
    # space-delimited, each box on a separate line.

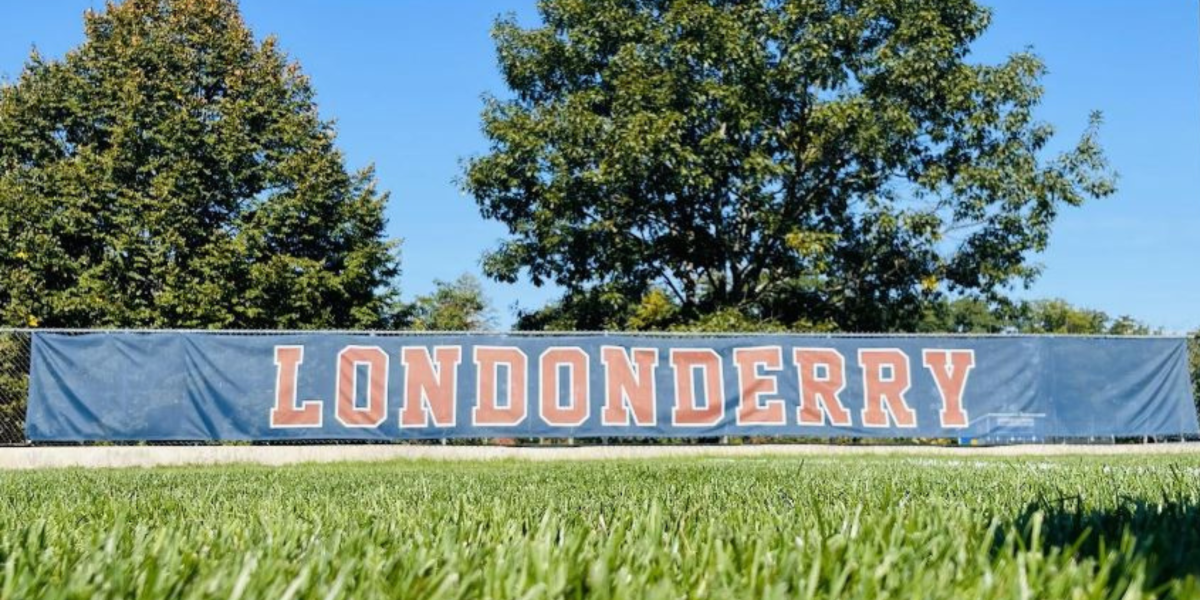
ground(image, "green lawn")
xmin=1 ymin=455 xmax=1199 ymax=599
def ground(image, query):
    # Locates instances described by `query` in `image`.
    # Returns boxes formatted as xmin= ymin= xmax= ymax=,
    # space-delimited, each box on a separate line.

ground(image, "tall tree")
xmin=409 ymin=274 xmax=496 ymax=331
xmin=466 ymin=0 xmax=1115 ymax=331
xmin=0 ymin=0 xmax=401 ymax=329
xmin=918 ymin=297 xmax=1155 ymax=335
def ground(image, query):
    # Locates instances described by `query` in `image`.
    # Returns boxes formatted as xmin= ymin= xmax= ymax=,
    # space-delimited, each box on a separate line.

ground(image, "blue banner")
xmin=25 ymin=332 xmax=1199 ymax=441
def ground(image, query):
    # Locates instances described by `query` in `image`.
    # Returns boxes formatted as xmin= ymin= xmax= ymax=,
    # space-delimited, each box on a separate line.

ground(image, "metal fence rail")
xmin=2 ymin=328 xmax=1187 ymax=338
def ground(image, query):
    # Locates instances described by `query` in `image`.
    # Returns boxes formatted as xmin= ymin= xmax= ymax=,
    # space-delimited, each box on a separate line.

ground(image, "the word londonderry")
xmin=269 ymin=344 xmax=975 ymax=431
xmin=27 ymin=333 xmax=1199 ymax=441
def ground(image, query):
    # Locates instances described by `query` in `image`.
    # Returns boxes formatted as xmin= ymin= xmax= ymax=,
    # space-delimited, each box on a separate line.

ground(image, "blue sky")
xmin=2 ymin=1 xmax=1197 ymax=331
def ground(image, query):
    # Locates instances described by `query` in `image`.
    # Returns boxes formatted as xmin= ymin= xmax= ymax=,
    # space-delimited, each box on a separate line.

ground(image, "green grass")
xmin=1 ymin=456 xmax=1200 ymax=599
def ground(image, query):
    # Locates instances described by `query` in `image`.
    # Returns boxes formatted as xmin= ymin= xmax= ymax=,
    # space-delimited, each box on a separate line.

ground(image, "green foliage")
xmin=670 ymin=307 xmax=790 ymax=333
xmin=627 ymin=288 xmax=680 ymax=331
xmin=1016 ymin=299 xmax=1114 ymax=334
xmin=0 ymin=334 xmax=27 ymax=442
xmin=917 ymin=297 xmax=1011 ymax=333
xmin=517 ymin=288 xmax=836 ymax=332
xmin=2 ymin=457 xmax=1200 ymax=598
xmin=466 ymin=0 xmax=1115 ymax=332
xmin=668 ymin=307 xmax=837 ymax=333
xmin=1191 ymin=332 xmax=1200 ymax=414
xmin=0 ymin=0 xmax=401 ymax=329
xmin=514 ymin=285 xmax=641 ymax=331
xmin=919 ymin=297 xmax=1155 ymax=335
xmin=408 ymin=274 xmax=495 ymax=331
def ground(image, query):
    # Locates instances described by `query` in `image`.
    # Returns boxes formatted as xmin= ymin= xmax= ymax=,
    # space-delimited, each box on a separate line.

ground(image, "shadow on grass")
xmin=1002 ymin=486 xmax=1200 ymax=596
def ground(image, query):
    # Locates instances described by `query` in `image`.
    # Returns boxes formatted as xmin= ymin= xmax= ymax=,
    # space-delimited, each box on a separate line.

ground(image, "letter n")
xmin=600 ymin=346 xmax=658 ymax=426
xmin=400 ymin=346 xmax=462 ymax=428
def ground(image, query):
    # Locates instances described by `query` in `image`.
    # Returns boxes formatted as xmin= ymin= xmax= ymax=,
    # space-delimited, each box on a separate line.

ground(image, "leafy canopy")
xmin=465 ymin=0 xmax=1115 ymax=331
xmin=918 ymin=298 xmax=1156 ymax=335
xmin=0 ymin=0 xmax=401 ymax=329
xmin=409 ymin=274 xmax=496 ymax=332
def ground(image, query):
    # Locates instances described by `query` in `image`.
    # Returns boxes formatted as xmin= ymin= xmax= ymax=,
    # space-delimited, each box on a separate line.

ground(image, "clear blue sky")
xmin=2 ymin=1 xmax=1198 ymax=331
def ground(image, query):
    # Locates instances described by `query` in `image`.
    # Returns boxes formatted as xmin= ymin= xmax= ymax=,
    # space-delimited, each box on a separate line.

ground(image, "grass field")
xmin=1 ymin=456 xmax=1199 ymax=599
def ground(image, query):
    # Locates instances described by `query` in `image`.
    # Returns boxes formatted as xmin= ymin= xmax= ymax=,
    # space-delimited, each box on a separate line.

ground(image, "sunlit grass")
xmin=0 ymin=455 xmax=1198 ymax=598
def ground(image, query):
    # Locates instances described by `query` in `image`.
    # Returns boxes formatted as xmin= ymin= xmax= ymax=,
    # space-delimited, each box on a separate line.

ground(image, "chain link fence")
xmin=0 ymin=329 xmax=1196 ymax=446
xmin=0 ymin=330 xmax=29 ymax=445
